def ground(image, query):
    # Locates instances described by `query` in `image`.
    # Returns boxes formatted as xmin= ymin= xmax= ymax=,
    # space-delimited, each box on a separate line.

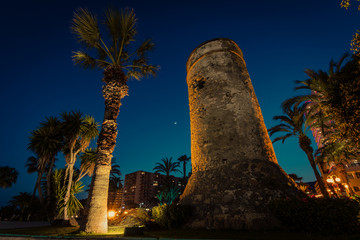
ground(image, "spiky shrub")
xmin=268 ymin=197 xmax=360 ymax=234
xmin=52 ymin=169 xmax=84 ymax=219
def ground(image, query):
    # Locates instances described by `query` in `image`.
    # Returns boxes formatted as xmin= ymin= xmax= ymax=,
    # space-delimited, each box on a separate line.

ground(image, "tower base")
xmin=180 ymin=158 xmax=302 ymax=229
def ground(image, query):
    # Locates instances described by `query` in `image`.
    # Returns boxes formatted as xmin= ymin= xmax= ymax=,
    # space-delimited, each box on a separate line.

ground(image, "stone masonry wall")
xmin=180 ymin=38 xmax=302 ymax=229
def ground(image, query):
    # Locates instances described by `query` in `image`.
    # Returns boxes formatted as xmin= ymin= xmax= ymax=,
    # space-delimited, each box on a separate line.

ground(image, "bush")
xmin=110 ymin=208 xmax=151 ymax=227
xmin=268 ymin=197 xmax=360 ymax=234
xmin=152 ymin=204 xmax=192 ymax=229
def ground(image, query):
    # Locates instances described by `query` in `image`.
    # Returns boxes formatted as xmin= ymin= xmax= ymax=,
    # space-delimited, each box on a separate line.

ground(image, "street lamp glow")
xmin=335 ymin=177 xmax=341 ymax=182
xmin=326 ymin=178 xmax=334 ymax=183
xmin=108 ymin=210 xmax=116 ymax=218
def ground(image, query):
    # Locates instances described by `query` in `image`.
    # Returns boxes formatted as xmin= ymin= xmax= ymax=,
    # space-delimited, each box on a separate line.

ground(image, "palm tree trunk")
xmin=33 ymin=169 xmax=44 ymax=204
xmin=85 ymin=66 xmax=128 ymax=233
xmin=183 ymin=162 xmax=186 ymax=183
xmin=305 ymin=151 xmax=329 ymax=198
xmin=299 ymin=136 xmax=329 ymax=198
xmin=46 ymin=155 xmax=56 ymax=222
xmin=46 ymin=156 xmax=56 ymax=203
xmin=64 ymin=162 xmax=74 ymax=220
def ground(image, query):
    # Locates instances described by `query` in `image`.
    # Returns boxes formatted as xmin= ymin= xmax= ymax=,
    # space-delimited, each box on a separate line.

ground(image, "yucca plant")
xmin=53 ymin=169 xmax=84 ymax=219
xmin=71 ymin=7 xmax=157 ymax=233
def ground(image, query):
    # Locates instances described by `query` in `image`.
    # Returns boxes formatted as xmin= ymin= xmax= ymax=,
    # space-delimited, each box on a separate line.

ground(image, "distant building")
xmin=108 ymin=186 xmax=123 ymax=210
xmin=122 ymin=170 xmax=184 ymax=209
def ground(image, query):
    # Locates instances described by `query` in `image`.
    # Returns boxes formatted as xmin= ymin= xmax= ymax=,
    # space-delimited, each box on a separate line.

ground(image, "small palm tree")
xmin=268 ymin=103 xmax=329 ymax=198
xmin=0 ymin=166 xmax=18 ymax=188
xmin=153 ymin=157 xmax=180 ymax=187
xmin=71 ymin=7 xmax=158 ymax=233
xmin=177 ymin=155 xmax=191 ymax=184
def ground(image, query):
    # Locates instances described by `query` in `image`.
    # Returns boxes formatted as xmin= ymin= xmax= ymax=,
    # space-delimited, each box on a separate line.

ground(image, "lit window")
xmin=141 ymin=172 xmax=145 ymax=175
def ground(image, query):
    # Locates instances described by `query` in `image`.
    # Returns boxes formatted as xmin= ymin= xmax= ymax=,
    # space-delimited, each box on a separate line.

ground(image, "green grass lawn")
xmin=0 ymin=225 xmax=79 ymax=236
xmin=1 ymin=225 xmax=360 ymax=239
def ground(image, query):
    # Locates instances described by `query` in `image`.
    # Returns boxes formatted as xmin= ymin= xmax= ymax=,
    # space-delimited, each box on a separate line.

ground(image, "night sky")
xmin=0 ymin=0 xmax=358 ymax=207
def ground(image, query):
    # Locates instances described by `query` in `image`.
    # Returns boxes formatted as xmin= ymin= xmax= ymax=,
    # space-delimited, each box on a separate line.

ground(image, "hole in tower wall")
xmin=192 ymin=78 xmax=206 ymax=90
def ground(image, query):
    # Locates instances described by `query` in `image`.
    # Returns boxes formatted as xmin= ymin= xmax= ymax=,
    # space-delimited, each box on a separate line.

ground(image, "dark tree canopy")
xmin=0 ymin=166 xmax=19 ymax=188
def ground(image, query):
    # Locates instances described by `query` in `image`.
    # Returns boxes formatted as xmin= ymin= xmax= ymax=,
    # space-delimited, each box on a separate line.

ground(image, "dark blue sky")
xmin=0 ymin=0 xmax=358 ymax=206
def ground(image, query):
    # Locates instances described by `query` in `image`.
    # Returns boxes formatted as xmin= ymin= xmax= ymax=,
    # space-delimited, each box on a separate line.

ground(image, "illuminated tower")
xmin=181 ymin=38 xmax=301 ymax=229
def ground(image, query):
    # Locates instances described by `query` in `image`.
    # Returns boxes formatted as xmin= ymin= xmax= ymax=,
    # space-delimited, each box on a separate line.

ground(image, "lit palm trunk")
xmin=85 ymin=66 xmax=128 ymax=233
xmin=299 ymin=135 xmax=328 ymax=197
xmin=71 ymin=7 xmax=157 ymax=233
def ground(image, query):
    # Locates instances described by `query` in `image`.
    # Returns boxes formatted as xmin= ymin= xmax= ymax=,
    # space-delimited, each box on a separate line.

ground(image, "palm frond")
xmin=272 ymin=134 xmax=294 ymax=144
xmin=272 ymin=115 xmax=295 ymax=127
xmin=72 ymin=51 xmax=97 ymax=69
xmin=71 ymin=8 xmax=101 ymax=49
xmin=136 ymin=38 xmax=155 ymax=57
xmin=119 ymin=8 xmax=137 ymax=46
xmin=104 ymin=7 xmax=122 ymax=48
xmin=268 ymin=125 xmax=293 ymax=136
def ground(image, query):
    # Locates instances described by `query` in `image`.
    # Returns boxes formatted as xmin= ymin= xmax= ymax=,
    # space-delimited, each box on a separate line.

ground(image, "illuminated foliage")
xmin=339 ymin=0 xmax=360 ymax=55
xmin=325 ymin=56 xmax=360 ymax=149
xmin=340 ymin=0 xmax=360 ymax=10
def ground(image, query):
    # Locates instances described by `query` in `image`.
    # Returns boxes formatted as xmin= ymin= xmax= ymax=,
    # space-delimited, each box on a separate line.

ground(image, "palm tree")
xmin=153 ymin=157 xmax=180 ymax=188
xmin=25 ymin=155 xmax=43 ymax=202
xmin=76 ymin=148 xmax=97 ymax=183
xmin=268 ymin=103 xmax=329 ymax=198
xmin=0 ymin=166 xmax=18 ymax=188
xmin=28 ymin=117 xmax=63 ymax=204
xmin=71 ymin=7 xmax=158 ymax=233
xmin=9 ymin=192 xmax=33 ymax=221
xmin=39 ymin=117 xmax=62 ymax=204
xmin=109 ymin=160 xmax=122 ymax=190
xmin=177 ymin=155 xmax=191 ymax=184
xmin=26 ymin=156 xmax=38 ymax=174
xmin=61 ymin=111 xmax=98 ymax=220
xmin=283 ymin=54 xmax=349 ymax=146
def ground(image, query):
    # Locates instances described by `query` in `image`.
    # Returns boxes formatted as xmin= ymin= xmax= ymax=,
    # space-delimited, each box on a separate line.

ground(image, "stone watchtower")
xmin=180 ymin=38 xmax=301 ymax=229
